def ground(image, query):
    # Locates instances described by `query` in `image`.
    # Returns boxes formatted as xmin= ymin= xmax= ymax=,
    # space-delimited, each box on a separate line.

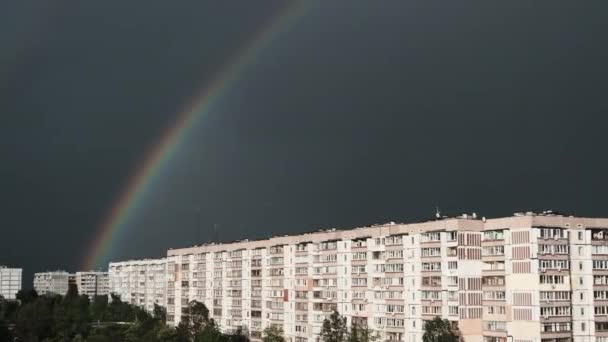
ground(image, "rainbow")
xmin=82 ymin=1 xmax=312 ymax=271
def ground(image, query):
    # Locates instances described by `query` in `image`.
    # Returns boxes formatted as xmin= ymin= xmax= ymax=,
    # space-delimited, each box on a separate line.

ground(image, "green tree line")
xmin=0 ymin=285 xmax=255 ymax=342
xmin=0 ymin=288 xmax=457 ymax=342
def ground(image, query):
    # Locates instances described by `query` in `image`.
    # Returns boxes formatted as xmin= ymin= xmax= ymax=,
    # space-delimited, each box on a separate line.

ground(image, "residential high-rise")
xmin=75 ymin=271 xmax=109 ymax=300
xmin=34 ymin=271 xmax=70 ymax=296
xmin=164 ymin=211 xmax=608 ymax=342
xmin=0 ymin=266 xmax=22 ymax=300
xmin=108 ymin=258 xmax=167 ymax=313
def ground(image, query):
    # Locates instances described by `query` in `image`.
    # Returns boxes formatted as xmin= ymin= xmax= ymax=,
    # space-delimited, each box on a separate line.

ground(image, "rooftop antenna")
xmin=435 ymin=206 xmax=441 ymax=219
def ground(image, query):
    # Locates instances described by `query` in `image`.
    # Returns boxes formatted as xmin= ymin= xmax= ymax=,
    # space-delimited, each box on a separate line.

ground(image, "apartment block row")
xmin=108 ymin=258 xmax=167 ymax=313
xmin=0 ymin=266 xmax=22 ymax=300
xmin=106 ymin=212 xmax=608 ymax=342
xmin=33 ymin=271 xmax=109 ymax=300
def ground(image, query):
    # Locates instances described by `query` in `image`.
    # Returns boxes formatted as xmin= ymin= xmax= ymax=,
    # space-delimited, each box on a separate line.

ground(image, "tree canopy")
xmin=423 ymin=316 xmax=459 ymax=342
xmin=0 ymin=294 xmax=248 ymax=342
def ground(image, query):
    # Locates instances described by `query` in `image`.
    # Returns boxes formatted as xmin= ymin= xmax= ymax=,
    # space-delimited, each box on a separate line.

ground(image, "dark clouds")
xmin=1 ymin=1 xmax=607 ymax=287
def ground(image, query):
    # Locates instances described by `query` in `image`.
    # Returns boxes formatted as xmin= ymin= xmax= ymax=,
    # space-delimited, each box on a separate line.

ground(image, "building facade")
xmin=75 ymin=271 xmax=109 ymax=300
xmin=162 ymin=212 xmax=608 ymax=342
xmin=34 ymin=271 xmax=71 ymax=296
xmin=108 ymin=258 xmax=167 ymax=313
xmin=0 ymin=266 xmax=22 ymax=300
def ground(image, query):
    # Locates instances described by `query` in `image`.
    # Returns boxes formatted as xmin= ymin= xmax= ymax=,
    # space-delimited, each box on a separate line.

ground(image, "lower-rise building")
xmin=34 ymin=271 xmax=70 ymax=296
xmin=75 ymin=271 xmax=109 ymax=300
xmin=0 ymin=266 xmax=22 ymax=300
xmin=109 ymin=258 xmax=167 ymax=313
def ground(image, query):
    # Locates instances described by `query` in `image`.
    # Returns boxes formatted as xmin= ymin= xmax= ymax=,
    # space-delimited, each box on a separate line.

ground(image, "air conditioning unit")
xmin=551 ymin=285 xmax=556 ymax=289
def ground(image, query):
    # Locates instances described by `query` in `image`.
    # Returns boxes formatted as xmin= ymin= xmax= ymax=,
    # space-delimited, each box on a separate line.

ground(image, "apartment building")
xmin=165 ymin=212 xmax=608 ymax=342
xmin=34 ymin=271 xmax=71 ymax=296
xmin=109 ymin=258 xmax=167 ymax=313
xmin=75 ymin=271 xmax=109 ymax=300
xmin=0 ymin=266 xmax=22 ymax=300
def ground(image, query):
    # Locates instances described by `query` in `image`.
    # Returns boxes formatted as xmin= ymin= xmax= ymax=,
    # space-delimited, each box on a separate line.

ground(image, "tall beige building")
xmin=108 ymin=258 xmax=167 ymax=313
xmin=160 ymin=211 xmax=608 ymax=342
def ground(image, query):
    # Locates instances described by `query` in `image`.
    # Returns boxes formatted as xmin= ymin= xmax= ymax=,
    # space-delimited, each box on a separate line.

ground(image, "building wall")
xmin=161 ymin=213 xmax=608 ymax=342
xmin=109 ymin=258 xmax=167 ymax=313
xmin=0 ymin=266 xmax=22 ymax=300
xmin=75 ymin=272 xmax=109 ymax=300
xmin=34 ymin=271 xmax=70 ymax=296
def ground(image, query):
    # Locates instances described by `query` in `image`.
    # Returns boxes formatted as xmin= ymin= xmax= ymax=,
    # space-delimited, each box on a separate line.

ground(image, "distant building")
xmin=108 ymin=258 xmax=167 ymax=313
xmin=33 ymin=271 xmax=71 ymax=296
xmin=0 ymin=266 xmax=22 ymax=300
xmin=75 ymin=271 xmax=109 ymax=300
xmin=68 ymin=274 xmax=76 ymax=288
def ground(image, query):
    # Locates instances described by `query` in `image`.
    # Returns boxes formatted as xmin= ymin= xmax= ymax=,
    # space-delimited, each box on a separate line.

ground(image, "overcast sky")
xmin=1 ymin=1 xmax=607 ymax=287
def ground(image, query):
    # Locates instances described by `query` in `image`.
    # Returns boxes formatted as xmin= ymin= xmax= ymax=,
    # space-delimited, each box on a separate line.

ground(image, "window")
xmin=596 ymin=306 xmax=608 ymax=315
xmin=447 ymin=231 xmax=457 ymax=241
xmin=482 ymin=246 xmax=505 ymax=256
xmin=539 ymin=275 xmax=564 ymax=284
xmin=422 ymin=262 xmax=441 ymax=271
xmin=483 ymin=230 xmax=504 ymax=241
xmin=421 ymin=232 xmax=441 ymax=242
xmin=539 ymin=228 xmax=566 ymax=239
xmin=540 ymin=291 xmax=570 ymax=301
xmin=386 ymin=250 xmax=403 ymax=259
xmin=421 ymin=291 xmax=441 ymax=300
xmin=386 ymin=235 xmax=403 ymax=245
xmin=484 ymin=291 xmax=506 ymax=300
xmin=594 ymin=260 xmax=608 ymax=270
xmin=540 ymin=306 xmax=571 ymax=317
xmin=539 ymin=259 xmax=570 ymax=270
xmin=421 ymin=248 xmax=441 ymax=257
xmin=484 ymin=321 xmax=506 ymax=331
xmin=487 ymin=306 xmax=506 ymax=315
xmin=352 ymin=252 xmax=367 ymax=261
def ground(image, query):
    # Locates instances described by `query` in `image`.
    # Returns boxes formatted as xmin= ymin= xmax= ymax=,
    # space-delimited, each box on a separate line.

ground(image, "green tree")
xmin=321 ymin=311 xmax=348 ymax=342
xmin=349 ymin=323 xmax=379 ymax=342
xmin=153 ymin=303 xmax=167 ymax=323
xmin=14 ymin=296 xmax=54 ymax=341
xmin=196 ymin=319 xmax=226 ymax=342
xmin=53 ymin=290 xmax=91 ymax=340
xmin=228 ymin=326 xmax=249 ymax=342
xmin=423 ymin=317 xmax=458 ymax=342
xmin=186 ymin=300 xmax=211 ymax=339
xmin=16 ymin=289 xmax=39 ymax=304
xmin=176 ymin=320 xmax=193 ymax=342
xmin=90 ymin=295 xmax=109 ymax=322
xmin=262 ymin=326 xmax=285 ymax=342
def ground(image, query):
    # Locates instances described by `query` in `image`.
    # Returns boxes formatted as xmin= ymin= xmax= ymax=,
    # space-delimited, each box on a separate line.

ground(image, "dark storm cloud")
xmin=1 ymin=1 xmax=607 ymax=287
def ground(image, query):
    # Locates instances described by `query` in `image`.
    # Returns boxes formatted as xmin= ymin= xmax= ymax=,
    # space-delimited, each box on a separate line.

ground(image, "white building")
xmin=34 ymin=271 xmax=71 ymax=296
xmin=109 ymin=258 xmax=167 ymax=313
xmin=75 ymin=271 xmax=109 ymax=300
xmin=0 ymin=266 xmax=22 ymax=300
xmin=165 ymin=212 xmax=608 ymax=342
